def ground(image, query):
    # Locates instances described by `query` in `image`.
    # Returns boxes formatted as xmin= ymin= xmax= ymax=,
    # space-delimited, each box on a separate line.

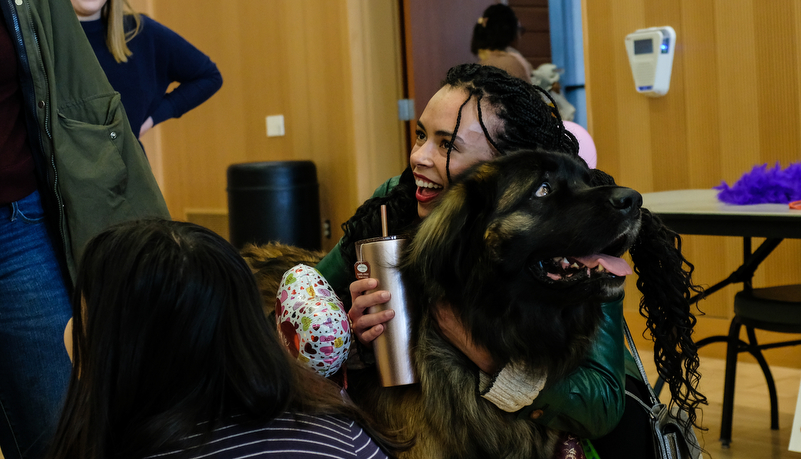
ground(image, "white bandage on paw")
xmin=479 ymin=362 xmax=547 ymax=412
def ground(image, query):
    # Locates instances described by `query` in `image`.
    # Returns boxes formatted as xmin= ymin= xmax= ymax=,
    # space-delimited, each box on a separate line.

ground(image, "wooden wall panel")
xmin=585 ymin=0 xmax=801 ymax=366
xmin=510 ymin=1 xmax=552 ymax=69
xmin=675 ymin=1 xmax=719 ymax=189
xmin=346 ymin=1 xmax=407 ymax=203
xmin=755 ymin=3 xmax=800 ymax=168
xmin=407 ymin=0 xmax=490 ymax=119
xmin=140 ymin=0 xmax=405 ymax=251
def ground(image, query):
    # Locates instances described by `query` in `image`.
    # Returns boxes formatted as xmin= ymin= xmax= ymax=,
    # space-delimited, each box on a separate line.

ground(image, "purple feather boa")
xmin=715 ymin=162 xmax=801 ymax=205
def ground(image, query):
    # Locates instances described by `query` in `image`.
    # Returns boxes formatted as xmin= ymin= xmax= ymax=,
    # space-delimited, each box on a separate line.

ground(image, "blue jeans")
xmin=0 ymin=190 xmax=72 ymax=459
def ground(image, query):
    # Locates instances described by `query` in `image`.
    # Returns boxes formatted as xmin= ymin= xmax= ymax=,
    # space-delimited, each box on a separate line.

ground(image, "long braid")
xmin=446 ymin=95 xmax=474 ymax=184
xmin=475 ymin=94 xmax=503 ymax=155
xmin=630 ymin=209 xmax=707 ymax=430
xmin=593 ymin=169 xmax=707 ymax=430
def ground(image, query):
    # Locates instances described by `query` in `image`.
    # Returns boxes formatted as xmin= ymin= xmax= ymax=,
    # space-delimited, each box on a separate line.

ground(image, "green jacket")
xmin=3 ymin=0 xmax=170 ymax=281
xmin=316 ymin=175 xmax=637 ymax=439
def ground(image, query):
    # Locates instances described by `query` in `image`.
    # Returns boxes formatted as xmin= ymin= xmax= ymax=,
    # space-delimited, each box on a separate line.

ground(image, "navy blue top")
xmin=80 ymin=15 xmax=222 ymax=138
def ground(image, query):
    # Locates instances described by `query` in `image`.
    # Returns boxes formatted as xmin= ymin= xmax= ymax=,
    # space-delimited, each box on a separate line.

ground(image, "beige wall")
xmin=584 ymin=0 xmax=801 ymax=367
xmin=130 ymin=0 xmax=406 ymax=250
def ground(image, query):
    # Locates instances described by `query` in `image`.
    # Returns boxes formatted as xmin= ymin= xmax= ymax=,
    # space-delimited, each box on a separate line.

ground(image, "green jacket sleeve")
xmin=517 ymin=296 xmax=627 ymax=439
xmin=316 ymin=175 xmax=402 ymax=298
xmin=315 ymin=238 xmax=351 ymax=296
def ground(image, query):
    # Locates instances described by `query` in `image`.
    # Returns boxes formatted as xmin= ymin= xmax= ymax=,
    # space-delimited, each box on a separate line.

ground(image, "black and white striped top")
xmin=144 ymin=412 xmax=389 ymax=459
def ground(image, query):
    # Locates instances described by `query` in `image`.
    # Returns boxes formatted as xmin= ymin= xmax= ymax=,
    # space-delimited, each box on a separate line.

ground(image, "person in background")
xmin=471 ymin=3 xmax=533 ymax=82
xmin=47 ymin=219 xmax=405 ymax=459
xmin=71 ymin=0 xmax=222 ymax=139
xmin=0 ymin=0 xmax=169 ymax=457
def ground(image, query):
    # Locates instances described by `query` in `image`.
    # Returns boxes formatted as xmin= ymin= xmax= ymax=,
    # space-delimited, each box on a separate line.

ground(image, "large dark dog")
xmin=349 ymin=150 xmax=703 ymax=458
xmin=245 ymin=150 xmax=704 ymax=459
xmin=404 ymin=149 xmax=641 ymax=383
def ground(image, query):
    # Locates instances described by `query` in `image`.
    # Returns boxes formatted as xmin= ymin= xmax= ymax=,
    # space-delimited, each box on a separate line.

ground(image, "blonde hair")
xmin=103 ymin=0 xmax=141 ymax=63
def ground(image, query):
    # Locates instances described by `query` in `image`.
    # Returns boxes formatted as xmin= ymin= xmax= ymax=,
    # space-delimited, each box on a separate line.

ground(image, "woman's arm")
xmin=145 ymin=16 xmax=223 ymax=126
xmin=518 ymin=298 xmax=626 ymax=438
xmin=436 ymin=296 xmax=627 ymax=439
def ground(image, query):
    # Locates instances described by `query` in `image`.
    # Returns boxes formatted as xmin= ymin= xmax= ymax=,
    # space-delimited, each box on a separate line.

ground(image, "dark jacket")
xmin=1 ymin=0 xmax=170 ymax=281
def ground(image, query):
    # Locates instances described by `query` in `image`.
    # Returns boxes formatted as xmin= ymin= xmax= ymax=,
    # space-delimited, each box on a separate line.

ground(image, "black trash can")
xmin=227 ymin=161 xmax=321 ymax=250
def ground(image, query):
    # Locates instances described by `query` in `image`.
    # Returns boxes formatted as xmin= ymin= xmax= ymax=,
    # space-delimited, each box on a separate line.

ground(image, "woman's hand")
xmin=139 ymin=116 xmax=154 ymax=137
xmin=435 ymin=303 xmax=498 ymax=374
xmin=349 ymin=278 xmax=395 ymax=346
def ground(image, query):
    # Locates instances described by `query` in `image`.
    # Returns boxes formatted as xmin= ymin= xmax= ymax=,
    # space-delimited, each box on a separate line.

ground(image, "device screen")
xmin=634 ymin=39 xmax=653 ymax=55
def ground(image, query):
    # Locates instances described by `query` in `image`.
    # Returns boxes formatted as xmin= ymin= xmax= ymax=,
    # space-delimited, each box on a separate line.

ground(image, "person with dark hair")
xmin=48 ymin=219 xmax=406 ymax=459
xmin=470 ymin=4 xmax=533 ymax=81
xmin=72 ymin=0 xmax=222 ymax=139
xmin=315 ymin=63 xmax=654 ymax=457
xmin=1 ymin=0 xmax=168 ymax=457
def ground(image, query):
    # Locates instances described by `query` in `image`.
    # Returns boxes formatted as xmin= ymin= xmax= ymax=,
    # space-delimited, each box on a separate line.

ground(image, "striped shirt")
xmin=144 ymin=412 xmax=388 ymax=459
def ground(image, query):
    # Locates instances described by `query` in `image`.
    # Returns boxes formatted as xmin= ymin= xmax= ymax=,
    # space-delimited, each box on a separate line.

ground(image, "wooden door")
xmin=509 ymin=0 xmax=552 ymax=69
xmin=400 ymin=0 xmax=552 ymax=121
xmin=401 ymin=0 xmax=488 ymax=122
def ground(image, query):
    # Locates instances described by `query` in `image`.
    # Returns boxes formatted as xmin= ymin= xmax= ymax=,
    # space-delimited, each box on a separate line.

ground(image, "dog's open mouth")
xmin=532 ymin=254 xmax=631 ymax=283
xmin=529 ymin=235 xmax=634 ymax=285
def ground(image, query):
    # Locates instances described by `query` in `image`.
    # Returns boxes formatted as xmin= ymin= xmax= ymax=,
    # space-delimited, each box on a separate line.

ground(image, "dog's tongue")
xmin=575 ymin=254 xmax=632 ymax=276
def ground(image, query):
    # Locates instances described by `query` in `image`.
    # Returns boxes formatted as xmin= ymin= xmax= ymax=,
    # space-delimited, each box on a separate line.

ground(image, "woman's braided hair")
xmin=441 ymin=63 xmax=578 ymax=181
xmin=336 ymin=63 xmax=578 ymax=302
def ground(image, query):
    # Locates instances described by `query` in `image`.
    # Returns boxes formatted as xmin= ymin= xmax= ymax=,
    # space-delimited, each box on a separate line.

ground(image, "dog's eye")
xmin=534 ymin=182 xmax=551 ymax=198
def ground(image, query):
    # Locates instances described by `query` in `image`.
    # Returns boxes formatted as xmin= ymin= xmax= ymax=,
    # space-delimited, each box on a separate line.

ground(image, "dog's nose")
xmin=608 ymin=188 xmax=643 ymax=214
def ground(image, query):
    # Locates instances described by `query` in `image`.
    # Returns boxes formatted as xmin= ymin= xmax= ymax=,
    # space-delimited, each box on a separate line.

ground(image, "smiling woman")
xmin=310 ymin=62 xmax=701 ymax=459
xmin=410 ymin=85 xmax=500 ymax=218
xmin=316 ymin=63 xmax=577 ymax=300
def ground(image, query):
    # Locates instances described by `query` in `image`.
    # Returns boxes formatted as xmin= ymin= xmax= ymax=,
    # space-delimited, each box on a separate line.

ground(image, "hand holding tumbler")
xmin=353 ymin=206 xmax=418 ymax=386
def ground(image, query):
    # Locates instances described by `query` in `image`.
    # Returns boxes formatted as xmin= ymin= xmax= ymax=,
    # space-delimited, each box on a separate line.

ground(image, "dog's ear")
xmin=403 ymin=162 xmax=499 ymax=302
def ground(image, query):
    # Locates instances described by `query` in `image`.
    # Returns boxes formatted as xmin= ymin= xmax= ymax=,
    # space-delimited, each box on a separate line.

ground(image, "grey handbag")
xmin=624 ymin=320 xmax=702 ymax=459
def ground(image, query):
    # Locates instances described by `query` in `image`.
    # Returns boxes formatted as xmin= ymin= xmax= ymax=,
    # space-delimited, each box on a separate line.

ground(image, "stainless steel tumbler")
xmin=355 ymin=236 xmax=418 ymax=386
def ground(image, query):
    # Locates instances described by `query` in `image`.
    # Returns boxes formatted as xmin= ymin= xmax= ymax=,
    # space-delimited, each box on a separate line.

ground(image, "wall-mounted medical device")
xmin=624 ymin=26 xmax=676 ymax=97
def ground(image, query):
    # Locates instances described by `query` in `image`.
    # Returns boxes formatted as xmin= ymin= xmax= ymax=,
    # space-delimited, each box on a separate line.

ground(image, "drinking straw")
xmin=381 ymin=205 xmax=388 ymax=237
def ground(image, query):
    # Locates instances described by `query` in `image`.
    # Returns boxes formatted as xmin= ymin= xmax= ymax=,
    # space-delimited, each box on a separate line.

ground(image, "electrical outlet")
xmin=266 ymin=115 xmax=285 ymax=137
xmin=323 ymin=220 xmax=331 ymax=239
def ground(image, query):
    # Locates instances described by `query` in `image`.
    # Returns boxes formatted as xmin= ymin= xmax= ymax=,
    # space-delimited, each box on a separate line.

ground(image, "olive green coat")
xmin=6 ymin=0 xmax=170 ymax=280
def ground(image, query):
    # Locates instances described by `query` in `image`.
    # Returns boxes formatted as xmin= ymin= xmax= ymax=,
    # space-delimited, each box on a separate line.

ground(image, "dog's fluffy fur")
xmin=342 ymin=150 xmax=644 ymax=458
xmin=245 ymin=150 xmax=704 ymax=459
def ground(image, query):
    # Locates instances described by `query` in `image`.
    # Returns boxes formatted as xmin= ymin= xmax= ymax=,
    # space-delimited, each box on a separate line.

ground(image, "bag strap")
xmin=623 ymin=319 xmax=660 ymax=407
xmin=624 ymin=321 xmax=703 ymax=459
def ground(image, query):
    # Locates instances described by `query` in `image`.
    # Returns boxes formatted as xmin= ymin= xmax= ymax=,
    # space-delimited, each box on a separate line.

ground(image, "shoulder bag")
xmin=624 ymin=320 xmax=702 ymax=459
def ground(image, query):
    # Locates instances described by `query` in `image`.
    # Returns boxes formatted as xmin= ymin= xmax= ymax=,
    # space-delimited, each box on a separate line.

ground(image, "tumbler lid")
xmin=354 ymin=235 xmax=408 ymax=261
